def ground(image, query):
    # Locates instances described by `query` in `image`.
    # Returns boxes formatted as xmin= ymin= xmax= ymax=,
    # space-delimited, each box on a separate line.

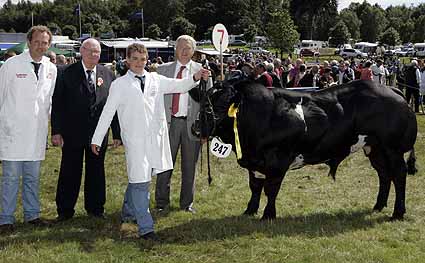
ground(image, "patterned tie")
xmin=86 ymin=70 xmax=95 ymax=93
xmin=31 ymin=62 xmax=41 ymax=80
xmin=135 ymin=75 xmax=145 ymax=92
xmin=171 ymin=65 xmax=186 ymax=115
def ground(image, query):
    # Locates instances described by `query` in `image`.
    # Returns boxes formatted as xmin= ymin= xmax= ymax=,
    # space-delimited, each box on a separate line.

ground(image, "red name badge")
xmin=16 ymin=73 xmax=28 ymax=78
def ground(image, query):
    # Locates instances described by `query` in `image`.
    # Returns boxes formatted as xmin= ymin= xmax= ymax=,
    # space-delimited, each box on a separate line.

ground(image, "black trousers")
xmin=55 ymin=138 xmax=107 ymax=217
xmin=405 ymin=87 xmax=420 ymax=112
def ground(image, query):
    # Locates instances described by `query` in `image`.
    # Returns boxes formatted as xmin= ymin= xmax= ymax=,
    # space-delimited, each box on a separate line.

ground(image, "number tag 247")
xmin=210 ymin=137 xmax=232 ymax=158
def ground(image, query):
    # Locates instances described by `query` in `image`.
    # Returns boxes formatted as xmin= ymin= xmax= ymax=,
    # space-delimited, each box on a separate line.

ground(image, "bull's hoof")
xmin=372 ymin=204 xmax=386 ymax=212
xmin=260 ymin=215 xmax=276 ymax=221
xmin=243 ymin=209 xmax=257 ymax=216
xmin=389 ymin=212 xmax=405 ymax=221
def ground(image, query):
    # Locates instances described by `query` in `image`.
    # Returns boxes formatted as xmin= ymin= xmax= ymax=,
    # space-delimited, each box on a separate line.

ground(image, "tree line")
xmin=0 ymin=0 xmax=424 ymax=50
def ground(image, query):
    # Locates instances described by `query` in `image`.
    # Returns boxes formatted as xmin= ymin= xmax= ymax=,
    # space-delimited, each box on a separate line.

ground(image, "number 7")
xmin=217 ymin=29 xmax=224 ymax=44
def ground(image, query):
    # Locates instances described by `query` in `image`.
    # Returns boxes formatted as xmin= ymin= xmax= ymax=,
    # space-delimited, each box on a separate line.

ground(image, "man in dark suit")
xmin=51 ymin=38 xmax=121 ymax=221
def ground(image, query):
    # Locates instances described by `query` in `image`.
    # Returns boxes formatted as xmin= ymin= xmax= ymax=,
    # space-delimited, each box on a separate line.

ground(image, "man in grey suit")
xmin=155 ymin=35 xmax=209 ymax=213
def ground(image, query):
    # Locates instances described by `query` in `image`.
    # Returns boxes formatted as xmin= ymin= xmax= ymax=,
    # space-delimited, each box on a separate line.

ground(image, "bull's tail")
xmin=406 ymin=148 xmax=417 ymax=175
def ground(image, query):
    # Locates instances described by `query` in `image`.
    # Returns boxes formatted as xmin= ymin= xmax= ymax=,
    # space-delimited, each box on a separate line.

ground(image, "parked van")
xmin=414 ymin=43 xmax=425 ymax=57
xmin=353 ymin=42 xmax=378 ymax=54
xmin=300 ymin=40 xmax=327 ymax=49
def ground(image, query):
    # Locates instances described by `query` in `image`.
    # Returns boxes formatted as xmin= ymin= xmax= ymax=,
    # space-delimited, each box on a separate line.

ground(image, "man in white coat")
xmin=0 ymin=26 xmax=57 ymax=233
xmin=91 ymin=43 xmax=208 ymax=240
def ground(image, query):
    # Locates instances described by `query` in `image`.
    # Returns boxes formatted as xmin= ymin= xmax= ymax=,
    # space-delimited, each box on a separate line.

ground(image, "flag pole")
xmin=31 ymin=12 xmax=34 ymax=27
xmin=141 ymin=8 xmax=144 ymax=38
xmin=79 ymin=3 xmax=82 ymax=38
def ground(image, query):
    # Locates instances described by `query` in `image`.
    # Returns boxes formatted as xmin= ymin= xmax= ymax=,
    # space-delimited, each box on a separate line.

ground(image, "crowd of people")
xmin=0 ymin=25 xmax=424 ymax=242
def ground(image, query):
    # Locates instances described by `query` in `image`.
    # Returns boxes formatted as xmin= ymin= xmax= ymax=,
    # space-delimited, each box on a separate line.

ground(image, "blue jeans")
xmin=121 ymin=182 xmax=154 ymax=235
xmin=0 ymin=161 xmax=41 ymax=225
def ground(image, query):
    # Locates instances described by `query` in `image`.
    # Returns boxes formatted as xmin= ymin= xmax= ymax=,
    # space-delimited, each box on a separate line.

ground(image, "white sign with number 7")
xmin=212 ymin=23 xmax=229 ymax=52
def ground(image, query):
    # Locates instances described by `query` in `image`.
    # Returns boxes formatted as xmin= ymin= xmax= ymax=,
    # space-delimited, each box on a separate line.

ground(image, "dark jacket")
xmin=51 ymin=61 xmax=120 ymax=146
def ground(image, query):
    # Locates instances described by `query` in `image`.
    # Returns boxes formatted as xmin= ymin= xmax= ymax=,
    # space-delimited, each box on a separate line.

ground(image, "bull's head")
xmin=191 ymin=70 xmax=247 ymax=141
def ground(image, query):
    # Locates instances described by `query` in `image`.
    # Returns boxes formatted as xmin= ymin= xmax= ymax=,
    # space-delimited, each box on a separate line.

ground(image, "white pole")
xmin=31 ymin=12 xmax=33 ymax=27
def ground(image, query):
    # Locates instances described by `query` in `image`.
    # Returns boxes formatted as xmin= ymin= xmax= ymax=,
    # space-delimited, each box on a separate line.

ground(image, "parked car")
xmin=229 ymin=40 xmax=247 ymax=46
xmin=248 ymin=47 xmax=270 ymax=54
xmin=300 ymin=48 xmax=319 ymax=57
xmin=339 ymin=48 xmax=367 ymax=59
xmin=395 ymin=47 xmax=414 ymax=57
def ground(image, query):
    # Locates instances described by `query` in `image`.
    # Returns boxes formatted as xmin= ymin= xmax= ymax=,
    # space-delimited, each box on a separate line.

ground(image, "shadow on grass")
xmin=0 ymin=209 xmax=390 ymax=251
xmin=157 ymin=208 xmax=389 ymax=244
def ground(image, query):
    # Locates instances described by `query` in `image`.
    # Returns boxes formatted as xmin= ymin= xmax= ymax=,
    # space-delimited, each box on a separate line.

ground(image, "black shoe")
xmin=184 ymin=207 xmax=197 ymax=214
xmin=55 ymin=214 xmax=73 ymax=223
xmin=0 ymin=224 xmax=15 ymax=234
xmin=27 ymin=218 xmax=51 ymax=227
xmin=140 ymin=231 xmax=160 ymax=241
xmin=88 ymin=213 xmax=106 ymax=219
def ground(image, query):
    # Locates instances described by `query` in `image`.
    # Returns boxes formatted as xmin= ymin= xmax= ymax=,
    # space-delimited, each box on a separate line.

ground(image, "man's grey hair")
xmin=176 ymin=35 xmax=196 ymax=50
xmin=411 ymin=60 xmax=418 ymax=67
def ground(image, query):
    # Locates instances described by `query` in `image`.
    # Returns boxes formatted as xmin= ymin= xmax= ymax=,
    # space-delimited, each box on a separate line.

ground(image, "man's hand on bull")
xmin=193 ymin=68 xmax=210 ymax=81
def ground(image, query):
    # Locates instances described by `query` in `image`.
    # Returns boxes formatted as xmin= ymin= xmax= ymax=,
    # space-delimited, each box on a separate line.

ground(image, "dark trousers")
xmin=55 ymin=139 xmax=107 ymax=217
xmin=405 ymin=87 xmax=420 ymax=112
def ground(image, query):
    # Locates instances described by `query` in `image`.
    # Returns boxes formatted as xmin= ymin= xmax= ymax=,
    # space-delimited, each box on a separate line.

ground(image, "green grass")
xmin=1 ymin=115 xmax=425 ymax=262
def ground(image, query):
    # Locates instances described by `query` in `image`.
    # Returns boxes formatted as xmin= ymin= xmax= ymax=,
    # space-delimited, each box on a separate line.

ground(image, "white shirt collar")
xmin=128 ymin=69 xmax=146 ymax=78
xmin=82 ymin=60 xmax=97 ymax=76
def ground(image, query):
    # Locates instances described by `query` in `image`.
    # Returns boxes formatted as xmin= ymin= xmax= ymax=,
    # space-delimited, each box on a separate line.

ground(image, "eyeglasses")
xmin=82 ymin=46 xmax=101 ymax=56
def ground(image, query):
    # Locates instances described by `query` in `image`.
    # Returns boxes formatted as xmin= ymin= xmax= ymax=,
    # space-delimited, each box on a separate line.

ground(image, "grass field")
xmin=1 ymin=114 xmax=425 ymax=263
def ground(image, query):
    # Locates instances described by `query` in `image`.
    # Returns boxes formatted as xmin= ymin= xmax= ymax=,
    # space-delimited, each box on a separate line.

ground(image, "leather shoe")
xmin=0 ymin=224 xmax=15 ymax=234
xmin=140 ymin=231 xmax=160 ymax=241
xmin=184 ymin=207 xmax=197 ymax=214
xmin=88 ymin=213 xmax=106 ymax=219
xmin=55 ymin=215 xmax=73 ymax=223
xmin=27 ymin=218 xmax=51 ymax=227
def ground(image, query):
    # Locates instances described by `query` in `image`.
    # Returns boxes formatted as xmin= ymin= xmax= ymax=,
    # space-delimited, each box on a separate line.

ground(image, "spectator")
xmin=255 ymin=63 xmax=273 ymax=88
xmin=56 ymin=55 xmax=67 ymax=66
xmin=318 ymin=67 xmax=334 ymax=89
xmin=405 ymin=60 xmax=422 ymax=113
xmin=46 ymin=50 xmax=56 ymax=64
xmin=337 ymin=61 xmax=355 ymax=84
xmin=360 ymin=61 xmax=373 ymax=81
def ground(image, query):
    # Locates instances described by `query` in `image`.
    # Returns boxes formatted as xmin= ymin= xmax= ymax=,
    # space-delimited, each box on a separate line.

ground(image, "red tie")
xmin=171 ymin=65 xmax=186 ymax=115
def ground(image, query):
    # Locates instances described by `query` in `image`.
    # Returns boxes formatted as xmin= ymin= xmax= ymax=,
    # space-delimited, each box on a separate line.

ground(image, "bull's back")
xmin=345 ymin=82 xmax=417 ymax=152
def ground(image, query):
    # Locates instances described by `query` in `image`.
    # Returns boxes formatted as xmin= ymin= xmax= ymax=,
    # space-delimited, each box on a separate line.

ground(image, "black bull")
xmin=196 ymin=79 xmax=417 ymax=220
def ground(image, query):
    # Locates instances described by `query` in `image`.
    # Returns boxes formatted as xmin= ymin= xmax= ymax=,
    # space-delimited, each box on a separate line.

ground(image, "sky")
xmin=0 ymin=0 xmax=423 ymax=11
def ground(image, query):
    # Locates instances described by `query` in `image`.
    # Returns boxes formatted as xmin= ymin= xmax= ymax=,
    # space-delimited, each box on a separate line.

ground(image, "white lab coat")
xmin=0 ymin=52 xmax=57 ymax=161
xmin=91 ymin=70 xmax=199 ymax=183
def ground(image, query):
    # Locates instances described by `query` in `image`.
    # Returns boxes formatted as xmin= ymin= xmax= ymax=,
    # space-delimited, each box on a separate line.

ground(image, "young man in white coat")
xmin=0 ymin=26 xmax=57 ymax=233
xmin=90 ymin=43 xmax=209 ymax=240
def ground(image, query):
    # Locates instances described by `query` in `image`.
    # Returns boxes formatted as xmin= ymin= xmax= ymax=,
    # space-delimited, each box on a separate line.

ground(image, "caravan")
xmin=414 ymin=43 xmax=425 ymax=57
xmin=353 ymin=42 xmax=378 ymax=55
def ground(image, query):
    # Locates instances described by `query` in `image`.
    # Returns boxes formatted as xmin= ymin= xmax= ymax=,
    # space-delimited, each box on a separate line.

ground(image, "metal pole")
xmin=31 ymin=12 xmax=34 ymax=27
xmin=141 ymin=9 xmax=144 ymax=38
xmin=79 ymin=4 xmax=82 ymax=38
xmin=220 ymin=44 xmax=223 ymax=81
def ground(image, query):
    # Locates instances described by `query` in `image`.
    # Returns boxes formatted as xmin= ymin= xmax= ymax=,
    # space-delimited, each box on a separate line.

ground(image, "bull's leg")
xmin=368 ymin=148 xmax=391 ymax=212
xmin=389 ymin=154 xmax=407 ymax=220
xmin=261 ymin=174 xmax=284 ymax=220
xmin=243 ymin=170 xmax=265 ymax=216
